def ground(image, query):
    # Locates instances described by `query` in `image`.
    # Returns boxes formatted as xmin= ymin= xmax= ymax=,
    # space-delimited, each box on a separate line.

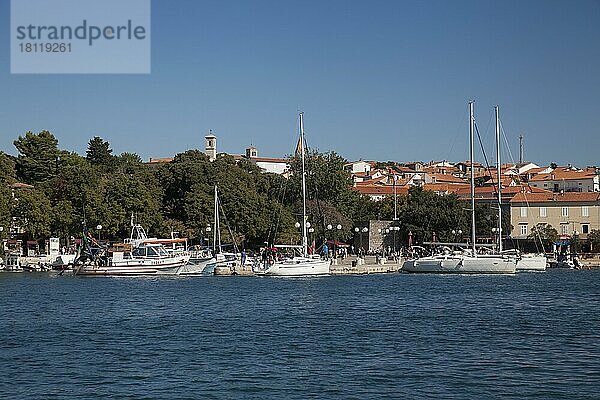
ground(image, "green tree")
xmin=13 ymin=130 xmax=59 ymax=183
xmin=11 ymin=188 xmax=52 ymax=238
xmin=86 ymin=136 xmax=114 ymax=166
xmin=588 ymin=229 xmax=600 ymax=253
xmin=0 ymin=152 xmax=16 ymax=183
xmin=529 ymin=223 xmax=558 ymax=251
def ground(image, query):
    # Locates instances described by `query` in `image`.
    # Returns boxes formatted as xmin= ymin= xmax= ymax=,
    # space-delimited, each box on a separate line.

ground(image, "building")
xmin=528 ymin=166 xmax=599 ymax=193
xmin=509 ymin=191 xmax=600 ymax=240
xmin=205 ymin=130 xmax=217 ymax=161
xmin=344 ymin=160 xmax=375 ymax=174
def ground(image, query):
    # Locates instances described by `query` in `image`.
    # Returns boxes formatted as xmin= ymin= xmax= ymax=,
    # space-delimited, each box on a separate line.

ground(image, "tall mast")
xmin=495 ymin=106 xmax=503 ymax=252
xmin=469 ymin=101 xmax=476 ymax=256
xmin=214 ymin=185 xmax=221 ymax=253
xmin=393 ymin=174 xmax=397 ymax=220
xmin=299 ymin=112 xmax=308 ymax=257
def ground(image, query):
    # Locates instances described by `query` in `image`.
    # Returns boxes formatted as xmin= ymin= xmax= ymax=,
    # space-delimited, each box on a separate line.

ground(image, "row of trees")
xmin=3 ymin=130 xmax=598 ymax=254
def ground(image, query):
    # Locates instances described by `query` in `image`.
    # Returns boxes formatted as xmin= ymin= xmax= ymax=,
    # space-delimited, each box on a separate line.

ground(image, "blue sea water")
xmin=1 ymin=270 xmax=599 ymax=399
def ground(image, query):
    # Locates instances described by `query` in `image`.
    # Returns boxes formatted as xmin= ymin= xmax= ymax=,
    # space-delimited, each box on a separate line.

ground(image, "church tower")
xmin=205 ymin=130 xmax=217 ymax=161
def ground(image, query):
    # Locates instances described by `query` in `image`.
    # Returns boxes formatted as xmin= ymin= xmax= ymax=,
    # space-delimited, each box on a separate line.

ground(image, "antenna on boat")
xmin=519 ymin=134 xmax=524 ymax=164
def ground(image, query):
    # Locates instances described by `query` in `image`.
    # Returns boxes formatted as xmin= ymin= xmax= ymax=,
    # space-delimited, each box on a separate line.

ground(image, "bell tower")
xmin=205 ymin=130 xmax=217 ymax=161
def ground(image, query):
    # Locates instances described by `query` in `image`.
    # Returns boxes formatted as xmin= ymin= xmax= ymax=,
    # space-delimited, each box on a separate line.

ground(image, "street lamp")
xmin=492 ymin=227 xmax=499 ymax=250
xmin=361 ymin=227 xmax=369 ymax=254
xmin=389 ymin=226 xmax=400 ymax=254
xmin=206 ymin=225 xmax=212 ymax=249
xmin=96 ymin=224 xmax=102 ymax=242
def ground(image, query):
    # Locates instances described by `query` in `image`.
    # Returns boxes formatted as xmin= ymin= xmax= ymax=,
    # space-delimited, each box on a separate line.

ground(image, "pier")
xmin=213 ymin=256 xmax=403 ymax=276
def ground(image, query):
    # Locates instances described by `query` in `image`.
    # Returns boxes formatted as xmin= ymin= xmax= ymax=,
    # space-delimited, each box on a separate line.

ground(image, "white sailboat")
xmin=403 ymin=102 xmax=517 ymax=274
xmin=259 ymin=112 xmax=330 ymax=276
xmin=177 ymin=185 xmax=239 ymax=275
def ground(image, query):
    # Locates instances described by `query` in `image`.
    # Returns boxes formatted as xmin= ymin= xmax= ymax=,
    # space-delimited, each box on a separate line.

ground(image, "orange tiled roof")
xmin=422 ymin=183 xmax=469 ymax=193
xmin=428 ymin=173 xmax=467 ymax=184
xmin=147 ymin=157 xmax=174 ymax=164
xmin=529 ymin=167 xmax=597 ymax=182
xmin=354 ymin=185 xmax=410 ymax=196
xmin=251 ymin=157 xmax=289 ymax=163
xmin=510 ymin=191 xmax=600 ymax=204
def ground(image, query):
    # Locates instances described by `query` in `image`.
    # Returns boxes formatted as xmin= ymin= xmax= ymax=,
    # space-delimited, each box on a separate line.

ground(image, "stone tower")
xmin=205 ymin=130 xmax=217 ymax=161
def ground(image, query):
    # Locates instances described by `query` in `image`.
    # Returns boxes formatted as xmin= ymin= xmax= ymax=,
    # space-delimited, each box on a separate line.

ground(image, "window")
xmin=582 ymin=206 xmax=589 ymax=217
xmin=520 ymin=224 xmax=528 ymax=236
xmin=582 ymin=224 xmax=589 ymax=234
xmin=539 ymin=207 xmax=547 ymax=217
xmin=562 ymin=207 xmax=569 ymax=217
xmin=520 ymin=207 xmax=528 ymax=217
xmin=561 ymin=224 xmax=569 ymax=235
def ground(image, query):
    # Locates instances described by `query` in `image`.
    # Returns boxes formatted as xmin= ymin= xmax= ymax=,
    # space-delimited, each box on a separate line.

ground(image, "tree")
xmin=529 ymin=223 xmax=558 ymax=251
xmin=11 ymin=188 xmax=52 ymax=238
xmin=399 ymin=188 xmax=470 ymax=245
xmin=86 ymin=136 xmax=114 ymax=166
xmin=13 ymin=130 xmax=59 ymax=183
xmin=588 ymin=230 xmax=600 ymax=253
xmin=0 ymin=152 xmax=16 ymax=183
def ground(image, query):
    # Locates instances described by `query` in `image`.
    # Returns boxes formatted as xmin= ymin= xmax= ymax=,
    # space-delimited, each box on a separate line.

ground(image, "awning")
xmin=326 ymin=240 xmax=350 ymax=248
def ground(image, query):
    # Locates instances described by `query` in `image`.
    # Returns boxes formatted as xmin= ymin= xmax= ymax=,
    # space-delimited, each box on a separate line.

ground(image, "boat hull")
xmin=403 ymin=256 xmax=516 ymax=274
xmin=75 ymin=256 xmax=190 ymax=276
xmin=261 ymin=258 xmax=330 ymax=276
xmin=516 ymin=255 xmax=547 ymax=271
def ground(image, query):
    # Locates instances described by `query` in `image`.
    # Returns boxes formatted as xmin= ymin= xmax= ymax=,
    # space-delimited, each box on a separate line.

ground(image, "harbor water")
xmin=1 ymin=270 xmax=599 ymax=399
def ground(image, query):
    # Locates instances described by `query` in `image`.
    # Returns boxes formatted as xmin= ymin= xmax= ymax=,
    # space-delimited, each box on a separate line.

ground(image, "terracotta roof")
xmin=510 ymin=191 xmax=600 ymax=204
xmin=354 ymin=185 xmax=410 ymax=196
xmin=457 ymin=161 xmax=484 ymax=167
xmin=526 ymin=167 xmax=549 ymax=175
xmin=422 ymin=183 xmax=469 ymax=193
xmin=456 ymin=185 xmax=550 ymax=200
xmin=428 ymin=173 xmax=467 ymax=184
xmin=251 ymin=157 xmax=289 ymax=163
xmin=147 ymin=157 xmax=174 ymax=164
xmin=529 ymin=167 xmax=597 ymax=182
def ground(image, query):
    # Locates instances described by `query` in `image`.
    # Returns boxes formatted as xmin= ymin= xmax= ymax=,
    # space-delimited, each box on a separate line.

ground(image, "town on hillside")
xmin=145 ymin=132 xmax=600 ymax=257
xmin=2 ymin=130 xmax=599 ymax=271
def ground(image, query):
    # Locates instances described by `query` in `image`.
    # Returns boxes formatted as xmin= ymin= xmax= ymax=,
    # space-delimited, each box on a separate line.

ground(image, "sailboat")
xmin=177 ymin=185 xmax=239 ymax=275
xmin=257 ymin=112 xmax=330 ymax=276
xmin=402 ymin=102 xmax=517 ymax=274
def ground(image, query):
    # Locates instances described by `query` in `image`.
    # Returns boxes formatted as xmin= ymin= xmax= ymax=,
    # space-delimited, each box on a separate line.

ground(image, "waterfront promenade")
xmin=217 ymin=255 xmax=403 ymax=276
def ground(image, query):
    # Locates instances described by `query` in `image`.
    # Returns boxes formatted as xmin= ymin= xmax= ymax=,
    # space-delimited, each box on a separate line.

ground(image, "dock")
xmin=213 ymin=256 xmax=403 ymax=276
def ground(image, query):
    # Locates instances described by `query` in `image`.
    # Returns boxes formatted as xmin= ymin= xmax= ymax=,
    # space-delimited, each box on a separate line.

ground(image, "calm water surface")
xmin=1 ymin=270 xmax=599 ymax=399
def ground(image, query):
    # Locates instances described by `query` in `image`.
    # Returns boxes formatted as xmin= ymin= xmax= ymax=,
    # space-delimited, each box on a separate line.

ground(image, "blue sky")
xmin=1 ymin=0 xmax=599 ymax=166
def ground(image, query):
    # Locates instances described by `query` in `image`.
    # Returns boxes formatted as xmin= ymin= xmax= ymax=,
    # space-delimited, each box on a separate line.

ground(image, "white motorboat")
xmin=258 ymin=112 xmax=330 ymax=276
xmin=74 ymin=224 xmax=190 ymax=276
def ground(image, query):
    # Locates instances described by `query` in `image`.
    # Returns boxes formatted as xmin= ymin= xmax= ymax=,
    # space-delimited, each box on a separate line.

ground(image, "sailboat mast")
xmin=214 ymin=185 xmax=220 ymax=253
xmin=469 ymin=101 xmax=476 ymax=256
xmin=299 ymin=112 xmax=308 ymax=258
xmin=495 ymin=106 xmax=503 ymax=252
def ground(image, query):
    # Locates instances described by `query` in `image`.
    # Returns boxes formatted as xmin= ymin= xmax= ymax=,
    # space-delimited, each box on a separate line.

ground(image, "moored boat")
xmin=74 ymin=223 xmax=190 ymax=276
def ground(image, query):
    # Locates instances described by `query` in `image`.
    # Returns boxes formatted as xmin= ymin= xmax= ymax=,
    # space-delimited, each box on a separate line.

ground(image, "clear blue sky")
xmin=1 ymin=0 xmax=599 ymax=166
